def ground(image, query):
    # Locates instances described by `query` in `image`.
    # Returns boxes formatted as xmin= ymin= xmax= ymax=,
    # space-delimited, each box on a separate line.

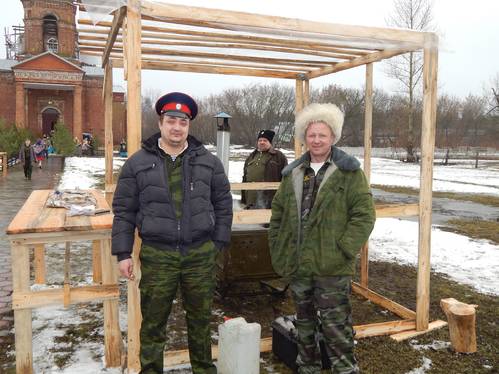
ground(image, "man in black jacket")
xmin=112 ymin=92 xmax=233 ymax=374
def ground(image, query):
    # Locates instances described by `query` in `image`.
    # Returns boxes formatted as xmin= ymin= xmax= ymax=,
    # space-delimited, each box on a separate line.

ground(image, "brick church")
xmin=0 ymin=0 xmax=126 ymax=143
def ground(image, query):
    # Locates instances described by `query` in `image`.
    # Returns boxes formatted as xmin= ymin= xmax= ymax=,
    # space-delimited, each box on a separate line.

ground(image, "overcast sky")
xmin=1 ymin=0 xmax=498 ymax=101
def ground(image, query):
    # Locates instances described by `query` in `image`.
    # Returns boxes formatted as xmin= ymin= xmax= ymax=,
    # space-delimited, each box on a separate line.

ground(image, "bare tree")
xmin=385 ymin=0 xmax=435 ymax=162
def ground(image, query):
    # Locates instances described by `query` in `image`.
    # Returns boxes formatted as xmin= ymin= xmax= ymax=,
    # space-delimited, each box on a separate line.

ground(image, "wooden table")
xmin=6 ymin=189 xmax=122 ymax=373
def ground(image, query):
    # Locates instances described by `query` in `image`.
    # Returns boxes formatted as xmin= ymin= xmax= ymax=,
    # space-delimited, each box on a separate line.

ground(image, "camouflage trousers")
xmin=290 ymin=275 xmax=359 ymax=374
xmin=139 ymin=243 xmax=217 ymax=374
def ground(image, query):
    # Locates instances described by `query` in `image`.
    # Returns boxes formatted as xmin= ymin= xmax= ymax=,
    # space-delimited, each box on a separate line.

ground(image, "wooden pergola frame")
xmin=78 ymin=1 xmax=442 ymax=371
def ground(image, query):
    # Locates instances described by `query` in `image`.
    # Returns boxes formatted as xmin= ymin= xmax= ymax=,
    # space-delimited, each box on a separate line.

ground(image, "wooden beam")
xmin=233 ymin=209 xmax=272 ymax=225
xmin=416 ymin=39 xmax=438 ymax=331
xmin=230 ymin=182 xmax=280 ymax=191
xmin=295 ymin=78 xmax=304 ymax=158
xmin=11 ymin=243 xmax=32 ymax=373
xmin=11 ymin=285 xmax=120 ymax=310
xmin=307 ymin=48 xmax=412 ymax=79
xmin=125 ymin=0 xmax=142 ymax=156
xmin=102 ymin=6 xmax=126 ymax=68
xmin=9 ymin=229 xmax=112 ymax=245
xmin=391 ymin=320 xmax=447 ymax=342
xmin=352 ymin=282 xmax=416 ymax=320
xmin=33 ymin=244 xmax=46 ymax=285
xmin=139 ymin=1 xmax=428 ymax=46
xmin=109 ymin=58 xmax=300 ymax=79
xmin=104 ymin=63 xmax=114 ymax=189
xmin=375 ymin=203 xmax=418 ymax=218
xmin=360 ymin=62 xmax=373 ymax=289
xmin=127 ymin=233 xmax=143 ymax=373
xmin=79 ymin=42 xmax=337 ymax=68
xmin=164 ymin=337 xmax=273 ymax=366
xmin=92 ymin=240 xmax=102 ymax=283
xmin=79 ymin=34 xmax=355 ymax=61
xmin=354 ymin=319 xmax=416 ymax=338
xmin=77 ymin=19 xmax=377 ymax=54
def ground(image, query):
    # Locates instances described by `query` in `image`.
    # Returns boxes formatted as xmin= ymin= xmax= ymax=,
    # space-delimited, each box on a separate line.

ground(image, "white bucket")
xmin=217 ymin=317 xmax=261 ymax=374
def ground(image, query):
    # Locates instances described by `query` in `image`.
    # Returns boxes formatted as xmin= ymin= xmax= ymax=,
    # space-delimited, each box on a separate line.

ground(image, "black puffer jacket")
xmin=111 ymin=132 xmax=233 ymax=260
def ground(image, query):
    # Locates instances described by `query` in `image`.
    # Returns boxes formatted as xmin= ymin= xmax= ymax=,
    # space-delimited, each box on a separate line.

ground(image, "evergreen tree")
xmin=51 ymin=122 xmax=76 ymax=156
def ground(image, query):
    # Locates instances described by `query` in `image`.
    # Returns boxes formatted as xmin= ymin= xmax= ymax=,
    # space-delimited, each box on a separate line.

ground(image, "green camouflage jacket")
xmin=269 ymin=147 xmax=376 ymax=277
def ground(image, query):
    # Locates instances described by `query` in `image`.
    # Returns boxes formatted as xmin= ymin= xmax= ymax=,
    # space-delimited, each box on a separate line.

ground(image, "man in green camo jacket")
xmin=269 ymin=103 xmax=376 ymax=374
xmin=112 ymin=92 xmax=233 ymax=374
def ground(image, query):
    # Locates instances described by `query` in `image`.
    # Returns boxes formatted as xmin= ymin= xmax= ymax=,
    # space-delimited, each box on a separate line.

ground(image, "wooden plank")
xmin=360 ymin=62 xmax=373 ymax=288
xmin=101 ymin=239 xmax=122 ymax=367
xmin=9 ymin=229 xmax=111 ymax=245
xmin=139 ymin=1 xmax=428 ymax=46
xmin=391 ymin=320 xmax=447 ymax=342
xmin=416 ymin=40 xmax=438 ymax=331
xmin=6 ymin=190 xmax=63 ymax=234
xmin=126 ymin=0 xmax=142 ymax=156
xmin=230 ymin=182 xmax=280 ymax=191
xmin=92 ymin=240 xmax=102 ymax=283
xmin=11 ymin=285 xmax=120 ymax=310
xmin=352 ymin=282 xmax=416 ymax=320
xmin=375 ymin=203 xmax=419 ymax=218
xmin=33 ymin=244 xmax=46 ymax=285
xmin=109 ymin=58 xmax=300 ymax=79
xmin=127 ymin=232 xmax=143 ymax=373
xmin=164 ymin=337 xmax=273 ymax=366
xmin=303 ymin=79 xmax=310 ymax=106
xmin=11 ymin=243 xmax=33 ymax=373
xmin=307 ymin=48 xmax=412 ymax=79
xmin=102 ymin=6 xmax=126 ymax=68
xmin=233 ymin=209 xmax=272 ymax=225
xmin=77 ymin=20 xmax=376 ymax=54
xmin=295 ymin=79 xmax=304 ymax=158
xmin=104 ymin=63 xmax=114 ymax=188
xmin=354 ymin=319 xmax=415 ymax=338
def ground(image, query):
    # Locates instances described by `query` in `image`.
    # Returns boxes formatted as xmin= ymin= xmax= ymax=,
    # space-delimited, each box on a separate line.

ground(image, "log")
xmin=440 ymin=298 xmax=478 ymax=353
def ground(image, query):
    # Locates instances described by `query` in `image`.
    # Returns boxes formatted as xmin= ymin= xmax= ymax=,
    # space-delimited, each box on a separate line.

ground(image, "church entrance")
xmin=42 ymin=107 xmax=60 ymax=136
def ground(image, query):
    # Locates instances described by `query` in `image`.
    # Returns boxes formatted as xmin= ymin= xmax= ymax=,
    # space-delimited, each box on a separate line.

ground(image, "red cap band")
xmin=161 ymin=102 xmax=192 ymax=117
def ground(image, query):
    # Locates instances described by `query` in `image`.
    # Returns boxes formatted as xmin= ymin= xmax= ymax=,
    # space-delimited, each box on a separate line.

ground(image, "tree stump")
xmin=440 ymin=298 xmax=478 ymax=353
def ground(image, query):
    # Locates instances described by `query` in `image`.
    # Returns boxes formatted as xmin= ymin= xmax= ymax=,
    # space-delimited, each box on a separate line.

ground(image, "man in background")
xmin=242 ymin=129 xmax=287 ymax=209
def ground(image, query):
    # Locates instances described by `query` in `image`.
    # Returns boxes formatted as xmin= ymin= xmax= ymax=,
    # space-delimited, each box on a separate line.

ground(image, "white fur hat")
xmin=295 ymin=103 xmax=344 ymax=145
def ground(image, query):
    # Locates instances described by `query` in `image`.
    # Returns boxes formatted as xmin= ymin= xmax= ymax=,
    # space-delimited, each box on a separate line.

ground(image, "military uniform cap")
xmin=155 ymin=92 xmax=198 ymax=120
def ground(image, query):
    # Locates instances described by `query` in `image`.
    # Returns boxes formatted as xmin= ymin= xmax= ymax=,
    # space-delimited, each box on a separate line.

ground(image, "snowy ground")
xmin=17 ymin=150 xmax=499 ymax=373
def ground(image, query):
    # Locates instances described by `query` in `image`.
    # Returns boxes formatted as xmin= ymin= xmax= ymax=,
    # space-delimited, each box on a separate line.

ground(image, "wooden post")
xmin=295 ymin=78 xmax=304 ymax=158
xmin=125 ymin=0 xmax=142 ymax=156
xmin=128 ymin=233 xmax=143 ymax=373
xmin=0 ymin=152 xmax=7 ymax=177
xmin=360 ymin=63 xmax=373 ymax=288
xmin=416 ymin=39 xmax=438 ymax=331
xmin=303 ymin=79 xmax=310 ymax=106
xmin=440 ymin=298 xmax=477 ymax=353
xmin=33 ymin=244 xmax=46 ymax=285
xmin=104 ymin=62 xmax=114 ymax=205
xmin=73 ymin=84 xmax=83 ymax=139
xmin=100 ymin=239 xmax=122 ymax=367
xmin=11 ymin=243 xmax=33 ymax=374
xmin=92 ymin=240 xmax=103 ymax=283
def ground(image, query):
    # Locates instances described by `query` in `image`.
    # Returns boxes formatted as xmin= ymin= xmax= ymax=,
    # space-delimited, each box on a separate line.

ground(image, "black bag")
xmin=271 ymin=315 xmax=332 ymax=371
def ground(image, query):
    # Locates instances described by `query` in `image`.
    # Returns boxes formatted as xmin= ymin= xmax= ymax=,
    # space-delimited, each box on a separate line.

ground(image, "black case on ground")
xmin=271 ymin=315 xmax=332 ymax=371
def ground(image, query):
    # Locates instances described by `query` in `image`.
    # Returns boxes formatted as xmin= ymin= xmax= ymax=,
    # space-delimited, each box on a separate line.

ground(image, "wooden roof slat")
xmin=110 ymin=58 xmax=300 ymax=79
xmin=78 ymin=43 xmax=339 ymax=68
xmin=78 ymin=34 xmax=356 ymax=61
xmin=140 ymin=1 xmax=428 ymax=46
xmin=77 ymin=19 xmax=380 ymax=53
xmin=101 ymin=6 xmax=126 ymax=68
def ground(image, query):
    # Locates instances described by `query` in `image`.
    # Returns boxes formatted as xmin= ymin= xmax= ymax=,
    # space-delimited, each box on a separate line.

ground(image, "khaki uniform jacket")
xmin=269 ymin=147 xmax=376 ymax=277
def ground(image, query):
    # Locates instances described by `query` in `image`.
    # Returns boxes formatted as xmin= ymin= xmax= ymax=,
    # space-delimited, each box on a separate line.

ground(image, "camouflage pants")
xmin=139 ymin=243 xmax=217 ymax=374
xmin=290 ymin=275 xmax=359 ymax=374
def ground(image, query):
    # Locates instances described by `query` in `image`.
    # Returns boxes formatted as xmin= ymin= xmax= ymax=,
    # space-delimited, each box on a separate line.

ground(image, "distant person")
xmin=241 ymin=129 xmax=288 ymax=209
xmin=119 ymin=138 xmax=127 ymax=157
xmin=19 ymin=139 xmax=36 ymax=180
xmin=33 ymin=139 xmax=45 ymax=169
xmin=269 ymin=103 xmax=376 ymax=374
